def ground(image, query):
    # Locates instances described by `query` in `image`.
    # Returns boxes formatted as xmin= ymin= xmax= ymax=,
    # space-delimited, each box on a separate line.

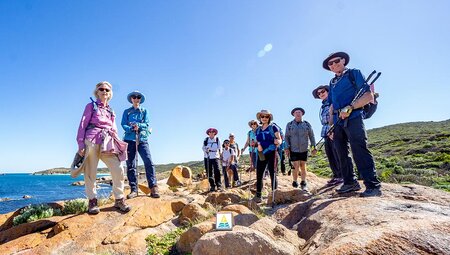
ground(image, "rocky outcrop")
xmin=0 ymin=197 xmax=188 ymax=255
xmin=1 ymin=172 xmax=450 ymax=255
xmin=166 ymin=165 xmax=193 ymax=187
xmin=274 ymin=182 xmax=450 ymax=255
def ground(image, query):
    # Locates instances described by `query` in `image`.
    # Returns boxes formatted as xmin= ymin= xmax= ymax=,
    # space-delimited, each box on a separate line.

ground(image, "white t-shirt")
xmin=222 ymin=147 xmax=236 ymax=166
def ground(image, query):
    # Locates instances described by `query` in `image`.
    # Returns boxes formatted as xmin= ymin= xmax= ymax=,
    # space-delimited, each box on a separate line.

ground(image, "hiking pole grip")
xmin=369 ymin=72 xmax=382 ymax=85
xmin=366 ymin=70 xmax=377 ymax=83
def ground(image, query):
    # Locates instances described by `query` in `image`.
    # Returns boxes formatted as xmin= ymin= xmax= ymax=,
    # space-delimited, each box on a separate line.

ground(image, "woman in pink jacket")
xmin=76 ymin=81 xmax=131 ymax=215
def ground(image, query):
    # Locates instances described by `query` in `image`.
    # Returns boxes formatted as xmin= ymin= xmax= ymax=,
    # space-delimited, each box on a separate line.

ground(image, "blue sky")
xmin=1 ymin=0 xmax=449 ymax=173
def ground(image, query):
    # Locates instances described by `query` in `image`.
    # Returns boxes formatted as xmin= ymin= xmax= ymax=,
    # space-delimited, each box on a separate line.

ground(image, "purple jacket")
xmin=77 ymin=99 xmax=119 ymax=151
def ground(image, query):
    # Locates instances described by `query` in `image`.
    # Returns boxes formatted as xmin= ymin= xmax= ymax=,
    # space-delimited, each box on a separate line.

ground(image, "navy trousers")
xmin=324 ymin=136 xmax=345 ymax=179
xmin=333 ymin=117 xmax=381 ymax=189
xmin=126 ymin=140 xmax=157 ymax=192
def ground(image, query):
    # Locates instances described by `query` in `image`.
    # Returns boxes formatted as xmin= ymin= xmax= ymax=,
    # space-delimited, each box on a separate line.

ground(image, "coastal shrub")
xmin=13 ymin=204 xmax=61 ymax=226
xmin=146 ymin=226 xmax=188 ymax=255
xmin=63 ymin=199 xmax=88 ymax=215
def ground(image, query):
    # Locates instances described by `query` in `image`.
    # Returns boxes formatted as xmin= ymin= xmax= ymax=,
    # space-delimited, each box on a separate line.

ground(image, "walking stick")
xmin=206 ymin=151 xmax=211 ymax=191
xmin=135 ymin=128 xmax=140 ymax=196
xmin=272 ymin=149 xmax=278 ymax=208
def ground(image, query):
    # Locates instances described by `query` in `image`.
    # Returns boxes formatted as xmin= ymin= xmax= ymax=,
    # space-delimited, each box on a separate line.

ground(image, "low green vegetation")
xmin=13 ymin=196 xmax=116 ymax=226
xmin=307 ymin=120 xmax=450 ymax=192
xmin=146 ymin=226 xmax=189 ymax=255
xmin=62 ymin=198 xmax=88 ymax=214
xmin=13 ymin=204 xmax=62 ymax=226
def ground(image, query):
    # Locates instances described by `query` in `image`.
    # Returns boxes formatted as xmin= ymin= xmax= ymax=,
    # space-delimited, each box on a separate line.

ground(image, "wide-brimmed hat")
xmin=127 ymin=91 xmax=146 ymax=104
xmin=322 ymin=52 xmax=350 ymax=70
xmin=248 ymin=119 xmax=258 ymax=128
xmin=256 ymin=109 xmax=273 ymax=121
xmin=206 ymin=128 xmax=218 ymax=135
xmin=291 ymin=107 xmax=305 ymax=116
xmin=312 ymin=85 xmax=330 ymax=99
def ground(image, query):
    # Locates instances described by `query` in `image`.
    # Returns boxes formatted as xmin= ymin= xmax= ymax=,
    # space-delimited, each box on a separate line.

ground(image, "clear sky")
xmin=1 ymin=0 xmax=449 ymax=173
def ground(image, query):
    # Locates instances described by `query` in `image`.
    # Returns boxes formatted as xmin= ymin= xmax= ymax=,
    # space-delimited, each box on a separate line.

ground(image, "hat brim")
xmin=206 ymin=128 xmax=218 ymax=135
xmin=291 ymin=107 xmax=305 ymax=116
xmin=127 ymin=92 xmax=146 ymax=104
xmin=248 ymin=120 xmax=258 ymax=128
xmin=256 ymin=112 xmax=273 ymax=121
xmin=312 ymin=85 xmax=330 ymax=99
xmin=322 ymin=52 xmax=350 ymax=70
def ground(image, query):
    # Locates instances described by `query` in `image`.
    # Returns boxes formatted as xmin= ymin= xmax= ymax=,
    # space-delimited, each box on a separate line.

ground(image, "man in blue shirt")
xmin=324 ymin=52 xmax=381 ymax=197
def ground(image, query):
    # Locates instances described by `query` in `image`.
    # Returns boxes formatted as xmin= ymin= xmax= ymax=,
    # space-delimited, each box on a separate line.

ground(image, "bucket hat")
xmin=322 ymin=52 xmax=350 ymax=70
xmin=127 ymin=91 xmax=146 ymax=104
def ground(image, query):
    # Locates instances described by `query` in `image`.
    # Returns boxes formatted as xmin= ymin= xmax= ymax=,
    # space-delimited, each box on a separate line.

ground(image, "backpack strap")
xmin=347 ymin=69 xmax=358 ymax=96
xmin=90 ymin=97 xmax=98 ymax=111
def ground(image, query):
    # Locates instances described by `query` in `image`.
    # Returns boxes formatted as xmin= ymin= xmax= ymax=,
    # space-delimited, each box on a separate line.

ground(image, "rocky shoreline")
xmin=1 ymin=166 xmax=449 ymax=255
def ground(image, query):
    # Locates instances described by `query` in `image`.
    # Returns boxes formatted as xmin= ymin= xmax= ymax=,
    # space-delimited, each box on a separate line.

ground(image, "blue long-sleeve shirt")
xmin=121 ymin=106 xmax=150 ymax=142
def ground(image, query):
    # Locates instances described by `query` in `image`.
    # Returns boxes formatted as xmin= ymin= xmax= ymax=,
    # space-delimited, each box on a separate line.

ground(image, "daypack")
xmin=348 ymin=69 xmax=378 ymax=119
xmin=256 ymin=124 xmax=278 ymax=154
xmin=204 ymin=137 xmax=219 ymax=147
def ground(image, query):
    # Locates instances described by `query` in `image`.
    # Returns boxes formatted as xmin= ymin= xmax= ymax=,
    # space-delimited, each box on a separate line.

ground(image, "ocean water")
xmin=0 ymin=174 xmax=112 ymax=214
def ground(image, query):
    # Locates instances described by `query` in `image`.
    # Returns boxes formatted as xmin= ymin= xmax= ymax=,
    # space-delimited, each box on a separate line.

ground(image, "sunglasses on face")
xmin=327 ymin=58 xmax=342 ymax=66
xmin=98 ymin=88 xmax=110 ymax=92
xmin=317 ymin=90 xmax=326 ymax=95
xmin=260 ymin=115 xmax=270 ymax=119
xmin=131 ymin=95 xmax=141 ymax=99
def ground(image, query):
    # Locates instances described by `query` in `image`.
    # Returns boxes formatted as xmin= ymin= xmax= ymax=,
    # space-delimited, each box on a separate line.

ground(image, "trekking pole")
xmin=206 ymin=151 xmax=211 ymax=191
xmin=315 ymin=71 xmax=381 ymax=150
xmin=272 ymin=149 xmax=278 ymax=208
xmin=135 ymin=128 xmax=140 ymax=196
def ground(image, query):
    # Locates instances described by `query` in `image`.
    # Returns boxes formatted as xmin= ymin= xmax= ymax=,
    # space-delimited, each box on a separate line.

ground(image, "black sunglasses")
xmin=317 ymin=90 xmax=327 ymax=95
xmin=98 ymin=88 xmax=110 ymax=92
xmin=131 ymin=95 xmax=142 ymax=99
xmin=327 ymin=58 xmax=342 ymax=66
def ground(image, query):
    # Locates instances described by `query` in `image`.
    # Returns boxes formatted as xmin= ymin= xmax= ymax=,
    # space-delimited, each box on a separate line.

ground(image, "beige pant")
xmin=83 ymin=140 xmax=125 ymax=200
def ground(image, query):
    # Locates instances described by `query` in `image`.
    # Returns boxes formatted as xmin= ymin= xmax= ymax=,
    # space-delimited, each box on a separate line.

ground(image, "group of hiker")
xmin=73 ymin=51 xmax=382 ymax=214
xmin=204 ymin=51 xmax=382 ymax=203
xmin=74 ymin=82 xmax=158 ymax=215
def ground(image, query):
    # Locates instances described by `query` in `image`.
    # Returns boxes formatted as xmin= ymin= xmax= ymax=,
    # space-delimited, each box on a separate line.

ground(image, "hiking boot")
xmin=360 ymin=188 xmax=382 ymax=197
xmin=114 ymin=198 xmax=131 ymax=213
xmin=150 ymin=186 xmax=160 ymax=198
xmin=292 ymin=181 xmax=299 ymax=188
xmin=209 ymin=186 xmax=216 ymax=192
xmin=217 ymin=186 xmax=224 ymax=192
xmin=336 ymin=182 xmax=361 ymax=194
xmin=300 ymin=181 xmax=308 ymax=191
xmin=88 ymin=198 xmax=100 ymax=215
xmin=252 ymin=196 xmax=262 ymax=203
xmin=127 ymin=191 xmax=138 ymax=199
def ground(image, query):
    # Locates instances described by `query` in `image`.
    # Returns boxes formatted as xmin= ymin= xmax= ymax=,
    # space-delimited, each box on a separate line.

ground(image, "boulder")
xmin=71 ymin=181 xmax=85 ymax=186
xmin=205 ymin=191 xmax=242 ymax=206
xmin=192 ymin=225 xmax=300 ymax=255
xmin=267 ymin=188 xmax=311 ymax=205
xmin=177 ymin=220 xmax=215 ymax=254
xmin=179 ymin=203 xmax=210 ymax=225
xmin=166 ymin=165 xmax=193 ymax=187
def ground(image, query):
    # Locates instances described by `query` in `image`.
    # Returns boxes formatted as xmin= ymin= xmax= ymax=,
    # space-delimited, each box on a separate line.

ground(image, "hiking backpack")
xmin=347 ymin=69 xmax=378 ymax=119
xmin=204 ymin=137 xmax=220 ymax=147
